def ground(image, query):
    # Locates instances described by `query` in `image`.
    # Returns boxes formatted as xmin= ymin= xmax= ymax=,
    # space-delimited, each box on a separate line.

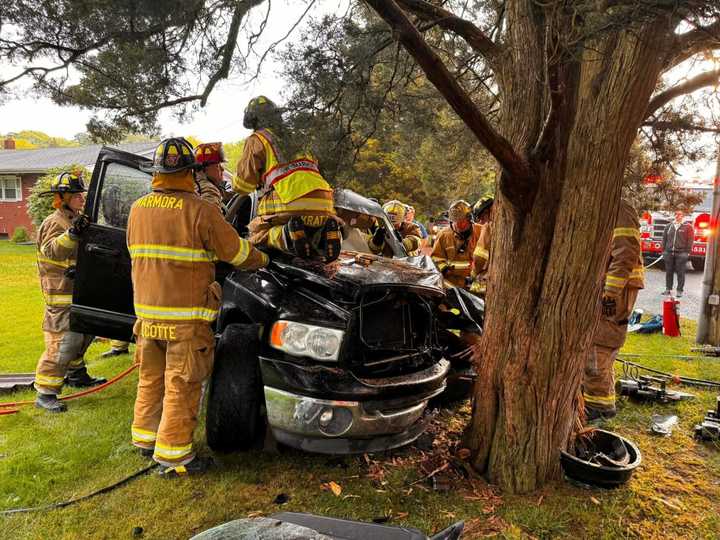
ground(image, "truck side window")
xmin=97 ymin=163 xmax=152 ymax=229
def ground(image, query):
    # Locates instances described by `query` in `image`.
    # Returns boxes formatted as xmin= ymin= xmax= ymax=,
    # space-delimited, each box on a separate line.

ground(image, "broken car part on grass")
xmin=694 ymin=396 xmax=720 ymax=442
xmin=560 ymin=429 xmax=642 ymax=489
xmin=190 ymin=512 xmax=464 ymax=540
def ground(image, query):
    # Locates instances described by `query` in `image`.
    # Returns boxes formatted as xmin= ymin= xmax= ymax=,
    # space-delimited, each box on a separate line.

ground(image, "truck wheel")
xmin=691 ymin=258 xmax=705 ymax=272
xmin=206 ymin=323 xmax=264 ymax=452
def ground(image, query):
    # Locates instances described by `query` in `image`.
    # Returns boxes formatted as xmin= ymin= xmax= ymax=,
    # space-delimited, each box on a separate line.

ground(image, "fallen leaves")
xmin=321 ymin=481 xmax=342 ymax=497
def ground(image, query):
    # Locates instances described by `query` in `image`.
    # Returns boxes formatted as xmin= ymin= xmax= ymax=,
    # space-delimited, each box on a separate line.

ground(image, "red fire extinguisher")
xmin=663 ymin=297 xmax=681 ymax=337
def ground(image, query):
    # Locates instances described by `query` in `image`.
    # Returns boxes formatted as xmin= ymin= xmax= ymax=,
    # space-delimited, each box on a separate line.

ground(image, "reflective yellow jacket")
xmin=233 ymin=129 xmax=334 ymax=218
xmin=36 ymin=207 xmax=78 ymax=332
xmin=604 ymin=201 xmax=645 ymax=296
xmin=127 ymin=171 xmax=268 ymax=336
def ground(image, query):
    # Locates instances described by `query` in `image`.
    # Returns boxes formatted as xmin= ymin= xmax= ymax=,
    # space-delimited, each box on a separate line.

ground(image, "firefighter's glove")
xmin=68 ymin=214 xmax=91 ymax=240
xmin=441 ymin=264 xmax=455 ymax=276
xmin=242 ymin=251 xmax=270 ymax=271
xmin=64 ymin=265 xmax=76 ymax=280
xmin=371 ymin=226 xmax=386 ymax=248
xmin=601 ymin=294 xmax=617 ymax=317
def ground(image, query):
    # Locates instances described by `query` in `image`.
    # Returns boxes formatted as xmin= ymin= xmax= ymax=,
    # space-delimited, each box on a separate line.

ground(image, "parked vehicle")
xmin=69 ymin=147 xmax=482 ymax=455
xmin=640 ymin=186 xmax=712 ymax=271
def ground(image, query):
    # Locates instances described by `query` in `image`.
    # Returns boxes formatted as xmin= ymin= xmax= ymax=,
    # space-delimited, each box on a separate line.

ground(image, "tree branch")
xmin=364 ymin=0 xmax=531 ymax=186
xmin=198 ymin=0 xmax=265 ymax=106
xmin=646 ymin=68 xmax=720 ymax=118
xmin=394 ymin=0 xmax=502 ymax=66
xmin=643 ymin=119 xmax=720 ymax=133
xmin=664 ymin=20 xmax=720 ymax=70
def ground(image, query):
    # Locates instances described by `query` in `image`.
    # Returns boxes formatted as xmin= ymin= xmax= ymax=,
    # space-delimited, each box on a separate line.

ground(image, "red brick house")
xmin=0 ymin=139 xmax=155 ymax=238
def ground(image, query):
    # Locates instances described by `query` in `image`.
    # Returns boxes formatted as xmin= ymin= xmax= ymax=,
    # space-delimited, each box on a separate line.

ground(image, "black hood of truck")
xmin=270 ymin=251 xmax=444 ymax=299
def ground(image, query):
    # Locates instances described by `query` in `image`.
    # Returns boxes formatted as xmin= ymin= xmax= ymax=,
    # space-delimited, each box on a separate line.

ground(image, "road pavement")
xmin=635 ymin=263 xmax=703 ymax=321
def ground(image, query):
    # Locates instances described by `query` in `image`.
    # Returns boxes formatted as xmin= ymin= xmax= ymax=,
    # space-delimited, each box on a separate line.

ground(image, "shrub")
xmin=11 ymin=226 xmax=29 ymax=243
xmin=27 ymin=165 xmax=87 ymax=227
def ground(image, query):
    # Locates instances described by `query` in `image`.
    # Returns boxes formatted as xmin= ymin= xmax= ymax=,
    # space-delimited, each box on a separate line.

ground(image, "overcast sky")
xmin=0 ymin=0 xmax=717 ymax=181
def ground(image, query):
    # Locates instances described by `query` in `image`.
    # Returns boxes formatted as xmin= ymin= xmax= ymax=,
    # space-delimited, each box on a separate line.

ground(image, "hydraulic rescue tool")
xmin=694 ymin=396 xmax=720 ymax=442
xmin=618 ymin=375 xmax=695 ymax=403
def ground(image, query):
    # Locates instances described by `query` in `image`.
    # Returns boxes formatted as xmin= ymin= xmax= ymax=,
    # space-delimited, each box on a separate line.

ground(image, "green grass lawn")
xmin=2 ymin=239 xmax=720 ymax=539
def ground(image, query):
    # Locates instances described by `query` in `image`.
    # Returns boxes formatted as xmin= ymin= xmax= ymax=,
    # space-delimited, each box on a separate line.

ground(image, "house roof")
xmin=0 ymin=142 xmax=157 ymax=174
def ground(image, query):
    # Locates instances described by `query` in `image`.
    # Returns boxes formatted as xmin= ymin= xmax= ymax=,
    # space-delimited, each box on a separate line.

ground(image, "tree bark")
xmin=463 ymin=13 xmax=671 ymax=492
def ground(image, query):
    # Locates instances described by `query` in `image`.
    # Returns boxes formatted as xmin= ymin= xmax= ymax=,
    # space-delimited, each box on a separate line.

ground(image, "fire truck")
xmin=639 ymin=185 xmax=712 ymax=271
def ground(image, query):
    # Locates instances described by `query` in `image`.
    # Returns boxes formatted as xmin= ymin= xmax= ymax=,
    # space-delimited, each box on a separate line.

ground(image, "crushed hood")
xmin=271 ymin=251 xmax=444 ymax=297
xmin=333 ymin=251 xmax=444 ymax=293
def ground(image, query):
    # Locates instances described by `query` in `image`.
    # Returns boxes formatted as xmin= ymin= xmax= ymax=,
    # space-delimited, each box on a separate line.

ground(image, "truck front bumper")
xmin=264 ymin=386 xmax=437 ymax=454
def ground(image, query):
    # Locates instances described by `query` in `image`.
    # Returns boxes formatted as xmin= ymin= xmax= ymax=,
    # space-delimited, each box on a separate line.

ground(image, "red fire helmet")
xmin=194 ymin=142 xmax=226 ymax=166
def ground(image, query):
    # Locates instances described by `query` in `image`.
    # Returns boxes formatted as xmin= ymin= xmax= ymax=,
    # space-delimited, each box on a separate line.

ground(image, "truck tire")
xmin=691 ymin=258 xmax=705 ymax=272
xmin=206 ymin=323 xmax=264 ymax=452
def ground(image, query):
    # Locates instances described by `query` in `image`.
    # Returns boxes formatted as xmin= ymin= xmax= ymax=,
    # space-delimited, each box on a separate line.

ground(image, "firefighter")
xmin=470 ymin=197 xmax=494 ymax=294
xmin=370 ymin=200 xmax=422 ymax=256
xmin=233 ymin=96 xmax=340 ymax=262
xmin=130 ymin=138 xmax=269 ymax=476
xmin=431 ymin=200 xmax=483 ymax=289
xmin=34 ymin=172 xmax=106 ymax=412
xmin=583 ymin=200 xmax=644 ymax=421
xmin=194 ymin=142 xmax=226 ymax=213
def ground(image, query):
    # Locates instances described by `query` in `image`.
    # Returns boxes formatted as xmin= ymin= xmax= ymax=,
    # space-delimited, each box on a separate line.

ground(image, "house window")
xmin=0 ymin=176 xmax=22 ymax=202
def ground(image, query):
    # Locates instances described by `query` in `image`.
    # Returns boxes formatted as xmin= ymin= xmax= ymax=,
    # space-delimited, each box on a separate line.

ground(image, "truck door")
xmin=70 ymin=147 xmax=151 ymax=341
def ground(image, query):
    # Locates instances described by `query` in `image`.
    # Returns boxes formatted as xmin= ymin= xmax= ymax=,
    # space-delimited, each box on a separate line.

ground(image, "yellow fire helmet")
xmin=448 ymin=200 xmax=472 ymax=224
xmin=383 ymin=200 xmax=407 ymax=226
xmin=141 ymin=138 xmax=196 ymax=174
xmin=40 ymin=172 xmax=87 ymax=196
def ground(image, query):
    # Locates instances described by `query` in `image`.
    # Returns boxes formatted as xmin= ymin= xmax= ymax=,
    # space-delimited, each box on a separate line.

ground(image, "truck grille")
xmin=356 ymin=290 xmax=436 ymax=369
xmin=650 ymin=219 xmax=668 ymax=241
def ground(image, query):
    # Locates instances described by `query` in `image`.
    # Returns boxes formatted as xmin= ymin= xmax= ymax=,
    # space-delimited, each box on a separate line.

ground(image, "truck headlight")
xmin=270 ymin=321 xmax=344 ymax=362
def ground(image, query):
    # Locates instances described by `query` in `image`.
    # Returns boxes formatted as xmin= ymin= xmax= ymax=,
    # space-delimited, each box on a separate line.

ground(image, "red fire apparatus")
xmin=639 ymin=185 xmax=712 ymax=271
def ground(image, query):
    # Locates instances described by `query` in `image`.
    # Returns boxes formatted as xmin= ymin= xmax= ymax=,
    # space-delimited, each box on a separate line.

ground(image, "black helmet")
xmin=243 ymin=95 xmax=283 ymax=130
xmin=41 ymin=172 xmax=86 ymax=196
xmin=473 ymin=197 xmax=494 ymax=221
xmin=141 ymin=138 xmax=197 ymax=174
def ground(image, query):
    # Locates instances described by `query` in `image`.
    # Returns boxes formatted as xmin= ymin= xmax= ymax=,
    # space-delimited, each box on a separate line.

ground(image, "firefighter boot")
xmin=35 ymin=393 xmax=68 ymax=413
xmin=584 ymin=406 xmax=617 ymax=423
xmin=158 ymin=456 xmax=215 ymax=478
xmin=65 ymin=367 xmax=107 ymax=388
xmin=323 ymin=218 xmax=342 ymax=263
xmin=286 ymin=216 xmax=312 ymax=259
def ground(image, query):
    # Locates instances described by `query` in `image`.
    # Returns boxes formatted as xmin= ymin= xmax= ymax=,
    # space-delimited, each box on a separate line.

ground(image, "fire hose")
xmin=0 ymin=363 xmax=138 ymax=415
xmin=0 ymin=462 xmax=158 ymax=516
xmin=617 ymin=357 xmax=720 ymax=389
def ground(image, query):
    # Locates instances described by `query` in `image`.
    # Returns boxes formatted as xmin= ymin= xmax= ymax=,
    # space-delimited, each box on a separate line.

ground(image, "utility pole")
xmin=697 ymin=150 xmax=720 ymax=345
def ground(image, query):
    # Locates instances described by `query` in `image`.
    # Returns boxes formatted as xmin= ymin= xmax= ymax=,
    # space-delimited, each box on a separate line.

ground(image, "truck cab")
xmin=70 ymin=147 xmax=482 ymax=455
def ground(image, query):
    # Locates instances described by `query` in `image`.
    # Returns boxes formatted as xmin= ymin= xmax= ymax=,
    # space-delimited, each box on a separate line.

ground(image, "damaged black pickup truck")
xmin=70 ymin=147 xmax=483 ymax=455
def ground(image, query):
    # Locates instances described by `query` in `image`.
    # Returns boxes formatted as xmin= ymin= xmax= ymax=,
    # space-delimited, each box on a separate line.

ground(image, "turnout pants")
xmin=583 ymin=286 xmax=640 ymax=414
xmin=34 ymin=331 xmax=93 ymax=395
xmin=131 ymin=323 xmax=214 ymax=467
xmin=664 ymin=252 xmax=689 ymax=293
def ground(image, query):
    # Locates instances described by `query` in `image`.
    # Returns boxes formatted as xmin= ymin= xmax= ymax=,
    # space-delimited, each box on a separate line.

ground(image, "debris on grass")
xmin=321 ymin=481 xmax=342 ymax=497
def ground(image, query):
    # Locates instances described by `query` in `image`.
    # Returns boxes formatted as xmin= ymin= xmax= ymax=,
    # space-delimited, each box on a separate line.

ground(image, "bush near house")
xmin=10 ymin=226 xmax=29 ymax=243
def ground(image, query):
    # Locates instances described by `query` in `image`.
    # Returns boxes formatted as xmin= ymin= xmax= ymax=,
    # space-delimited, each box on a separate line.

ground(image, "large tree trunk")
xmin=463 ymin=13 xmax=669 ymax=492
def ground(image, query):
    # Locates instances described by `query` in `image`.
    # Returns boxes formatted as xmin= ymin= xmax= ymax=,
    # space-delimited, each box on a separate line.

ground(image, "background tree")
xmin=277 ymin=13 xmax=497 ymax=215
